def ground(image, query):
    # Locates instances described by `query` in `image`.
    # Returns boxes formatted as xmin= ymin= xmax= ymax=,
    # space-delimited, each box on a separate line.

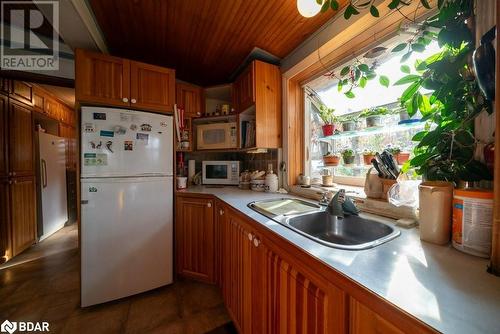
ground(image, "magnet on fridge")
xmin=84 ymin=123 xmax=95 ymax=132
xmin=140 ymin=123 xmax=152 ymax=131
xmin=160 ymin=121 xmax=168 ymax=127
xmin=93 ymin=113 xmax=106 ymax=120
xmin=136 ymin=133 xmax=149 ymax=144
xmin=105 ymin=141 xmax=114 ymax=153
xmin=114 ymin=125 xmax=127 ymax=135
xmin=100 ymin=130 xmax=114 ymax=137
xmin=120 ymin=113 xmax=130 ymax=122
xmin=90 ymin=141 xmax=96 ymax=149
xmin=124 ymin=140 xmax=133 ymax=151
xmin=96 ymin=141 xmax=102 ymax=149
xmin=95 ymin=153 xmax=107 ymax=165
xmin=130 ymin=124 xmax=137 ymax=131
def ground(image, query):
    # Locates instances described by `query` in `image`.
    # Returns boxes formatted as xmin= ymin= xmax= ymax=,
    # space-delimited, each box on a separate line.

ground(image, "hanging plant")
xmin=319 ymin=0 xmax=434 ymax=20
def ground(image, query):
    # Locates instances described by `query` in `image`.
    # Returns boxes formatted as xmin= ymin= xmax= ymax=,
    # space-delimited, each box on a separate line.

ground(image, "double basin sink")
xmin=248 ymin=198 xmax=400 ymax=250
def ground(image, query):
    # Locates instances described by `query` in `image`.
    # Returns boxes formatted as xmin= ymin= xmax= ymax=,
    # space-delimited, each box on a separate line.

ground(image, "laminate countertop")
xmin=177 ymin=186 xmax=500 ymax=334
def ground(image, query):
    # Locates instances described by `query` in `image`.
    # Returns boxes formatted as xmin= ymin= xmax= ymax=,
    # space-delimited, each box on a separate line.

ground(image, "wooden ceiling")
xmin=89 ymin=0 xmax=342 ymax=86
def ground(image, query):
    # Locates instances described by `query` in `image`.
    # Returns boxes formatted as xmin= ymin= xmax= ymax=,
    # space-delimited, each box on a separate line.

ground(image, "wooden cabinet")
xmin=9 ymin=100 xmax=33 ymax=177
xmin=10 ymin=176 xmax=36 ymax=256
xmin=234 ymin=64 xmax=255 ymax=112
xmin=44 ymin=95 xmax=60 ymax=121
xmin=0 ymin=178 xmax=10 ymax=263
xmin=59 ymin=124 xmax=77 ymax=170
xmin=76 ymin=49 xmax=175 ymax=113
xmin=75 ymin=49 xmax=131 ymax=107
xmin=176 ymin=82 xmax=203 ymax=117
xmin=233 ymin=60 xmax=281 ymax=149
xmin=10 ymin=81 xmax=33 ymax=106
xmin=0 ymin=95 xmax=7 ymax=178
xmin=32 ymin=89 xmax=46 ymax=114
xmin=350 ymin=298 xmax=404 ymax=334
xmin=130 ymin=61 xmax=175 ymax=112
xmin=175 ymin=195 xmax=216 ymax=283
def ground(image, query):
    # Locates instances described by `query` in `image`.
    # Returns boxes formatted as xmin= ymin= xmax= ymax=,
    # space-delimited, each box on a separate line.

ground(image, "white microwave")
xmin=202 ymin=161 xmax=240 ymax=185
xmin=197 ymin=122 xmax=237 ymax=150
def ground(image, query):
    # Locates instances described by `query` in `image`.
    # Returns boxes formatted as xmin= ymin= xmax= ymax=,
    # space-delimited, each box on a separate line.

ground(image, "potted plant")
xmin=386 ymin=146 xmax=410 ymax=165
xmin=341 ymin=148 xmax=355 ymax=165
xmin=318 ymin=105 xmax=336 ymax=136
xmin=362 ymin=149 xmax=377 ymax=165
xmin=360 ymin=107 xmax=389 ymax=127
xmin=323 ymin=152 xmax=340 ymax=166
xmin=340 ymin=115 xmax=357 ymax=132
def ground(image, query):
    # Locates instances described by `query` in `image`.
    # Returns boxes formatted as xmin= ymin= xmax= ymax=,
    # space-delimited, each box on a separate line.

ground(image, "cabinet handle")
xmin=122 ymin=97 xmax=129 ymax=103
xmin=207 ymin=202 xmax=212 ymax=208
xmin=13 ymin=180 xmax=17 ymax=184
xmin=253 ymin=238 xmax=261 ymax=248
xmin=8 ymin=180 xmax=12 ymax=185
xmin=131 ymin=98 xmax=137 ymax=104
xmin=247 ymin=233 xmax=253 ymax=241
xmin=12 ymin=172 xmax=16 ymax=176
xmin=219 ymin=209 xmax=224 ymax=216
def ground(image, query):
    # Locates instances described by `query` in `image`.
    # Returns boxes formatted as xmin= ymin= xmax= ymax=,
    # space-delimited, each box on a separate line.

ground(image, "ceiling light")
xmin=297 ymin=0 xmax=321 ymax=18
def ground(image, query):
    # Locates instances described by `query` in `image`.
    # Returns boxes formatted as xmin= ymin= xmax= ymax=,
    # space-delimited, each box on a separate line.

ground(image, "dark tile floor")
xmin=0 ymin=225 xmax=234 ymax=333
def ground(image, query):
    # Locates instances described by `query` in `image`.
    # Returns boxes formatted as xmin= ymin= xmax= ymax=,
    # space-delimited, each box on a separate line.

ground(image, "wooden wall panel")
xmin=10 ymin=176 xmax=36 ymax=256
xmin=8 ymin=100 xmax=33 ymax=177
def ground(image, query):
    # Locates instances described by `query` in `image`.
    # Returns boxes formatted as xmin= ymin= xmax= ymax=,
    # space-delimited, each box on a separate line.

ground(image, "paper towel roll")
xmin=188 ymin=160 xmax=195 ymax=184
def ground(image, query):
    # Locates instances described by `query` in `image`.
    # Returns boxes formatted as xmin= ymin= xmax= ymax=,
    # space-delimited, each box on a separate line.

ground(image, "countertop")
xmin=177 ymin=186 xmax=500 ymax=334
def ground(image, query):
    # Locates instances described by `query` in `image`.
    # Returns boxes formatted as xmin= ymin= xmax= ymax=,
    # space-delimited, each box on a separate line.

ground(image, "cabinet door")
xmin=9 ymin=100 xmax=33 ymax=177
xmin=176 ymin=82 xmax=202 ymax=117
xmin=32 ymin=89 xmax=46 ymax=114
xmin=0 ymin=95 xmax=7 ymax=178
xmin=75 ymin=49 xmax=131 ymax=107
xmin=350 ymin=298 xmax=404 ymax=334
xmin=44 ymin=96 xmax=60 ymax=120
xmin=130 ymin=61 xmax=175 ymax=113
xmin=175 ymin=196 xmax=215 ymax=283
xmin=234 ymin=63 xmax=255 ymax=112
xmin=10 ymin=81 xmax=33 ymax=106
xmin=221 ymin=208 xmax=253 ymax=333
xmin=0 ymin=177 xmax=11 ymax=263
xmin=10 ymin=176 xmax=36 ymax=256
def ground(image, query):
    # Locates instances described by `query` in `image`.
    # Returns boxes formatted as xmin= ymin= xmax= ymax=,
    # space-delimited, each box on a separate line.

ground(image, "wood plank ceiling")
xmin=89 ymin=0 xmax=343 ymax=86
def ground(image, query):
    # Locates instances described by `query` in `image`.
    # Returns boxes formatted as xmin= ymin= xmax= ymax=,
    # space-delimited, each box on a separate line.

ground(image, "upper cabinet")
xmin=234 ymin=60 xmax=282 ymax=149
xmin=75 ymin=49 xmax=130 ymax=107
xmin=130 ymin=61 xmax=175 ymax=113
xmin=75 ymin=49 xmax=175 ymax=113
xmin=10 ymin=81 xmax=34 ymax=106
xmin=176 ymin=82 xmax=203 ymax=117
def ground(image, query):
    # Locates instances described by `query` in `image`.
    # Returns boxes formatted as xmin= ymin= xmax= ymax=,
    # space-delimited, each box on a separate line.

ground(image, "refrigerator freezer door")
xmin=81 ymin=107 xmax=173 ymax=177
xmin=81 ymin=176 xmax=173 ymax=307
xmin=39 ymin=132 xmax=68 ymax=240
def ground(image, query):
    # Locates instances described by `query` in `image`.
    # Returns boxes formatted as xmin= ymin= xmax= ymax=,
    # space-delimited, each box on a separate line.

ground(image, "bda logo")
xmin=0 ymin=320 xmax=17 ymax=334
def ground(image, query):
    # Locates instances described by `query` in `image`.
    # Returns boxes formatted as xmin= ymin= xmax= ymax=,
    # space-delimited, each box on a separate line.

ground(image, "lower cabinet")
xmin=350 ymin=297 xmax=404 ymax=334
xmin=175 ymin=195 xmax=215 ymax=283
xmin=10 ymin=176 xmax=36 ymax=256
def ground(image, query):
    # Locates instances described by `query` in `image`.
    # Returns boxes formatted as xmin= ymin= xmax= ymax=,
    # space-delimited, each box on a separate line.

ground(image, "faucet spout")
xmin=327 ymin=189 xmax=359 ymax=218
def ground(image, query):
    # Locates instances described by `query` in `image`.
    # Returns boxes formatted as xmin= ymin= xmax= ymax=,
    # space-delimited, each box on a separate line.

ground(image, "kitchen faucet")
xmin=321 ymin=189 xmax=359 ymax=218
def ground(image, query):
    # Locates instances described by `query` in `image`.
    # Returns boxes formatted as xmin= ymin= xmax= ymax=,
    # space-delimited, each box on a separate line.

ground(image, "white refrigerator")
xmin=80 ymin=106 xmax=174 ymax=307
xmin=38 ymin=132 xmax=68 ymax=241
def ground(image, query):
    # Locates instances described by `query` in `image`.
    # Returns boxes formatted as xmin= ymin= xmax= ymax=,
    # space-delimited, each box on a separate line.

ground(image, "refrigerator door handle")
xmin=41 ymin=159 xmax=48 ymax=188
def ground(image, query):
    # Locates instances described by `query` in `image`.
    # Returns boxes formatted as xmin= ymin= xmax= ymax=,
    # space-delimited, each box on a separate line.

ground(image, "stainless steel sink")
xmin=248 ymin=198 xmax=400 ymax=250
xmin=284 ymin=211 xmax=400 ymax=250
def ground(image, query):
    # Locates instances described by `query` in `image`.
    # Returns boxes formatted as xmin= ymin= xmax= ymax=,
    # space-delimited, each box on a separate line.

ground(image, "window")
xmin=305 ymin=38 xmax=441 ymax=186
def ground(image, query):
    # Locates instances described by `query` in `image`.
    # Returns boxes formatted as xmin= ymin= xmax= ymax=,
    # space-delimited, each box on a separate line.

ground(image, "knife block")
xmin=380 ymin=178 xmax=397 ymax=201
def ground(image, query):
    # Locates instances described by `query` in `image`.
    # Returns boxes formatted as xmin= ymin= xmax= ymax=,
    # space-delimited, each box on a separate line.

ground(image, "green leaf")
xmin=420 ymin=0 xmax=432 ymax=9
xmin=392 ymin=43 xmax=407 ymax=52
xmin=411 ymin=43 xmax=426 ymax=52
xmin=418 ymin=129 xmax=441 ymax=148
xmin=358 ymin=64 xmax=370 ymax=72
xmin=330 ymin=0 xmax=339 ymax=10
xmin=344 ymin=4 xmax=359 ymax=20
xmin=418 ymin=94 xmax=432 ymax=115
xmin=337 ymin=81 xmax=343 ymax=92
xmin=345 ymin=91 xmax=355 ymax=98
xmin=359 ymin=76 xmax=367 ymax=88
xmin=379 ymin=75 xmax=390 ymax=88
xmin=401 ymin=51 xmax=413 ymax=63
xmin=400 ymin=65 xmax=411 ymax=74
xmin=388 ymin=0 xmax=400 ymax=10
xmin=316 ymin=0 xmax=322 ymax=4
xmin=321 ymin=0 xmax=330 ymax=13
xmin=415 ymin=60 xmax=428 ymax=71
xmin=412 ymin=131 xmax=428 ymax=141
xmin=369 ymin=5 xmax=379 ymax=17
xmin=394 ymin=74 xmax=421 ymax=86
xmin=400 ymin=81 xmax=421 ymax=103
xmin=340 ymin=66 xmax=350 ymax=76
xmin=365 ymin=71 xmax=377 ymax=80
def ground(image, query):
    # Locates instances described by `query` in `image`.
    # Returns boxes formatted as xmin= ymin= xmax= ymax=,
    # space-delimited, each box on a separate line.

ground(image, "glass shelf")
xmin=320 ymin=120 xmax=426 ymax=141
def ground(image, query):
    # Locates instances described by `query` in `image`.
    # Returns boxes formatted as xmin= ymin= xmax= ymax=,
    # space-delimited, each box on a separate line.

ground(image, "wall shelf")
xmin=320 ymin=120 xmax=426 ymax=141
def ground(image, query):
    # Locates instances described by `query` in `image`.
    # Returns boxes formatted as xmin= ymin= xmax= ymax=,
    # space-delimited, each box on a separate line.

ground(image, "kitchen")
xmin=0 ymin=0 xmax=499 ymax=333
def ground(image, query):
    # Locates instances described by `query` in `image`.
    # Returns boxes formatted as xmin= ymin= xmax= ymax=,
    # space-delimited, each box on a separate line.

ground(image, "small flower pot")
xmin=396 ymin=152 xmax=410 ymax=165
xmin=323 ymin=156 xmax=340 ymax=166
xmin=366 ymin=115 xmax=382 ymax=127
xmin=342 ymin=121 xmax=356 ymax=132
xmin=322 ymin=124 xmax=334 ymax=136
xmin=343 ymin=155 xmax=355 ymax=165
xmin=399 ymin=110 xmax=410 ymax=122
xmin=363 ymin=154 xmax=375 ymax=165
